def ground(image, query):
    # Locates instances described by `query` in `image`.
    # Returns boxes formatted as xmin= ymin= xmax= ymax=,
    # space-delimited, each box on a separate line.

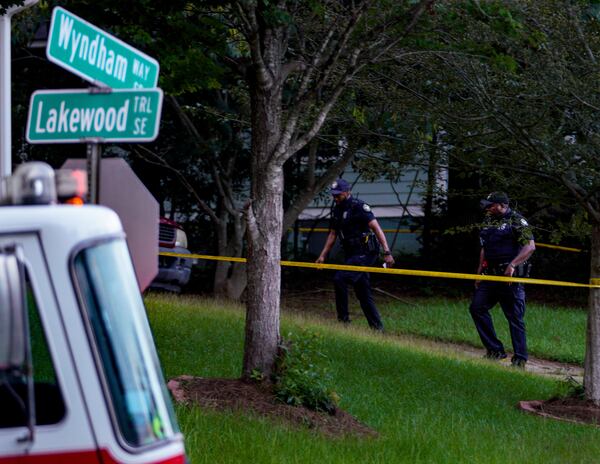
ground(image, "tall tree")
xmin=223 ymin=0 xmax=435 ymax=378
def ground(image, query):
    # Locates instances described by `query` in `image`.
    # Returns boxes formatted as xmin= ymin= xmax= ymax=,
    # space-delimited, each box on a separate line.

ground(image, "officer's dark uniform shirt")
xmin=330 ymin=197 xmax=376 ymax=256
xmin=480 ymin=208 xmax=533 ymax=265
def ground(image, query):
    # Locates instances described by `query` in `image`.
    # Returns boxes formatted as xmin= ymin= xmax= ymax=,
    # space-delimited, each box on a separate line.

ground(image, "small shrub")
xmin=273 ymin=330 xmax=339 ymax=414
xmin=250 ymin=368 xmax=265 ymax=382
xmin=562 ymin=376 xmax=585 ymax=400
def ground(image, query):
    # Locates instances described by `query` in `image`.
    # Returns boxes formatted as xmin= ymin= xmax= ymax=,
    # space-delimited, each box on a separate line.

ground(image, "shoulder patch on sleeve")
xmin=520 ymin=218 xmax=528 ymax=226
xmin=362 ymin=203 xmax=371 ymax=212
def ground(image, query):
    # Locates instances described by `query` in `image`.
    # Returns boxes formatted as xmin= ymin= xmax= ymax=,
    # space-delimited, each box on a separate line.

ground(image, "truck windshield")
xmin=73 ymin=239 xmax=178 ymax=448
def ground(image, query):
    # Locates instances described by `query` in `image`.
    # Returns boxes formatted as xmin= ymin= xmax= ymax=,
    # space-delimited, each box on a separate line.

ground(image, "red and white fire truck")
xmin=0 ymin=163 xmax=187 ymax=463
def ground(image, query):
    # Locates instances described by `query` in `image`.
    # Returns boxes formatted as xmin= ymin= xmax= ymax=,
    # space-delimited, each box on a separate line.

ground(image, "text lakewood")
xmin=34 ymin=100 xmax=130 ymax=135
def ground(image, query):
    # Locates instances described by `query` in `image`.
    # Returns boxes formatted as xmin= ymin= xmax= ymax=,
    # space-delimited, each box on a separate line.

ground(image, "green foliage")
xmin=526 ymin=29 xmax=547 ymax=49
xmin=250 ymin=368 xmax=265 ymax=382
xmin=548 ymin=211 xmax=592 ymax=245
xmin=560 ymin=375 xmax=585 ymax=400
xmin=491 ymin=52 xmax=518 ymax=73
xmin=273 ymin=330 xmax=339 ymax=414
xmin=583 ymin=3 xmax=600 ymax=22
xmin=467 ymin=0 xmax=524 ymax=36
xmin=262 ymin=4 xmax=292 ymax=27
xmin=351 ymin=106 xmax=366 ymax=125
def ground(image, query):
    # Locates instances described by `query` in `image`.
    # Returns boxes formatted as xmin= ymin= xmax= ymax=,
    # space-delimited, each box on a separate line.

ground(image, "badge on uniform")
xmin=332 ymin=181 xmax=338 ymax=189
xmin=343 ymin=211 xmax=348 ymax=219
xmin=363 ymin=203 xmax=371 ymax=212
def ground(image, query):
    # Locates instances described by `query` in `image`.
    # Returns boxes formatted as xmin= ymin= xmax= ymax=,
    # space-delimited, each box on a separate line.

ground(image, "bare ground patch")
xmin=519 ymin=397 xmax=600 ymax=428
xmin=168 ymin=375 xmax=377 ymax=438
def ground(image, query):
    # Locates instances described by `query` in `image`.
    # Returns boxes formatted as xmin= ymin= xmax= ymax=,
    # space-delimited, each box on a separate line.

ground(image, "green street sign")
xmin=46 ymin=7 xmax=159 ymax=89
xmin=26 ymin=88 xmax=163 ymax=143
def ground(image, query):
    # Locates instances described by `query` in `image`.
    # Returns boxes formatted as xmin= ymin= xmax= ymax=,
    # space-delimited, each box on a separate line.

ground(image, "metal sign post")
xmin=0 ymin=1 xmax=39 ymax=178
xmin=86 ymin=142 xmax=101 ymax=204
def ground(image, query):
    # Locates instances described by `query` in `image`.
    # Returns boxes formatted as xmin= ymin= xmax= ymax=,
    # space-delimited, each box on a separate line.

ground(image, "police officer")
xmin=469 ymin=192 xmax=536 ymax=368
xmin=316 ymin=179 xmax=395 ymax=331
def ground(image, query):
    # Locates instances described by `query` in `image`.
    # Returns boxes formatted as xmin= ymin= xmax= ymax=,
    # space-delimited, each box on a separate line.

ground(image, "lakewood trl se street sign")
xmin=46 ymin=7 xmax=159 ymax=89
xmin=26 ymin=88 xmax=163 ymax=143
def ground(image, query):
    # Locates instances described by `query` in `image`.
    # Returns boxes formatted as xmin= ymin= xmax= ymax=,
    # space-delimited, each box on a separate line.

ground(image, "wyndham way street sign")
xmin=46 ymin=7 xmax=159 ymax=89
xmin=26 ymin=88 xmax=163 ymax=143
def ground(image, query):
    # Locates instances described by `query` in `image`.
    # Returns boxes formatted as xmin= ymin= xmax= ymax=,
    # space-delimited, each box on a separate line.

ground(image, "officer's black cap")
xmin=480 ymin=191 xmax=509 ymax=209
xmin=330 ymin=179 xmax=351 ymax=195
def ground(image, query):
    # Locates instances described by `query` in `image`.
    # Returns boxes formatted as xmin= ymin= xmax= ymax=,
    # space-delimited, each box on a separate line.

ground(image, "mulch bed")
xmin=519 ymin=397 xmax=600 ymax=427
xmin=168 ymin=375 xmax=377 ymax=438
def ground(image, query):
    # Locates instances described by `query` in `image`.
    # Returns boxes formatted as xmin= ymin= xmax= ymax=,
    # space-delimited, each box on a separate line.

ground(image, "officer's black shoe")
xmin=483 ymin=350 xmax=508 ymax=360
xmin=511 ymin=357 xmax=527 ymax=369
xmin=338 ymin=318 xmax=351 ymax=324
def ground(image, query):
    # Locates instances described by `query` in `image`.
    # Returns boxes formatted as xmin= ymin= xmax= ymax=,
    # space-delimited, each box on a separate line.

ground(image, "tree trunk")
xmin=213 ymin=213 xmax=232 ymax=296
xmin=422 ymin=132 xmax=438 ymax=265
xmin=242 ymin=74 xmax=284 ymax=379
xmin=213 ymin=206 xmax=246 ymax=300
xmin=243 ymin=163 xmax=283 ymax=379
xmin=585 ymin=223 xmax=600 ymax=404
xmin=226 ymin=263 xmax=247 ymax=300
xmin=213 ymin=260 xmax=229 ymax=295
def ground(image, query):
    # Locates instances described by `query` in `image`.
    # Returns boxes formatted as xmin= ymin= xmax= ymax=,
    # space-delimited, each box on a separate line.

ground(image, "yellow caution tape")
xmin=293 ymin=229 xmax=582 ymax=253
xmin=159 ymin=251 xmax=600 ymax=289
xmin=536 ymin=243 xmax=582 ymax=253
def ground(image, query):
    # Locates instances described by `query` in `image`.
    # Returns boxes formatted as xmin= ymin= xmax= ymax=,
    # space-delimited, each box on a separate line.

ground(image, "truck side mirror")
xmin=0 ymin=245 xmax=28 ymax=370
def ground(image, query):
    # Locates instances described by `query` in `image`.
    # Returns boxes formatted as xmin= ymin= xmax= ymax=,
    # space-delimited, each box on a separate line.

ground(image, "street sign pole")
xmin=0 ymin=14 xmax=11 ymax=179
xmin=84 ymin=85 xmax=110 ymax=205
xmin=0 ymin=1 xmax=39 ymax=178
xmin=86 ymin=142 xmax=101 ymax=204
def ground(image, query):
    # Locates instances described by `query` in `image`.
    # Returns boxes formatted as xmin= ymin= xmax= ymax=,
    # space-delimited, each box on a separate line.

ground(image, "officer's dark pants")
xmin=333 ymin=253 xmax=383 ymax=330
xmin=469 ymin=281 xmax=527 ymax=361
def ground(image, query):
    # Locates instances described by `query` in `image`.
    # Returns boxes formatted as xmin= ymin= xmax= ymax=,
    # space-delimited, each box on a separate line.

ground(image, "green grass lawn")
xmin=283 ymin=292 xmax=587 ymax=364
xmin=378 ymin=298 xmax=587 ymax=364
xmin=146 ymin=294 xmax=598 ymax=464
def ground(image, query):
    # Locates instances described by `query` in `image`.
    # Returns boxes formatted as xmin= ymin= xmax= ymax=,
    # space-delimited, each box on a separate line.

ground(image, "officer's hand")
xmin=384 ymin=254 xmax=395 ymax=268
xmin=316 ymin=256 xmax=325 ymax=264
xmin=504 ymin=264 xmax=515 ymax=285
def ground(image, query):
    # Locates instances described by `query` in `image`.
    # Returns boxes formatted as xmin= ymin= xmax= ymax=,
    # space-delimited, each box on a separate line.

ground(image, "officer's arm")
xmin=477 ymin=248 xmax=485 ymax=274
xmin=509 ymin=240 xmax=535 ymax=268
xmin=368 ymin=219 xmax=395 ymax=266
xmin=474 ymin=248 xmax=485 ymax=288
xmin=316 ymin=230 xmax=337 ymax=263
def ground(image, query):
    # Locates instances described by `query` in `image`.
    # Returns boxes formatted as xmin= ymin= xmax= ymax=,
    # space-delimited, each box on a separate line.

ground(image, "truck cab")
xmin=150 ymin=218 xmax=194 ymax=293
xmin=0 ymin=164 xmax=186 ymax=463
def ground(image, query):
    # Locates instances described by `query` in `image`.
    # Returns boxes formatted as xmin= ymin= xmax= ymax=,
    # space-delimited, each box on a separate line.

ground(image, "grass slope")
xmin=379 ymin=299 xmax=586 ymax=364
xmin=146 ymin=295 xmax=597 ymax=464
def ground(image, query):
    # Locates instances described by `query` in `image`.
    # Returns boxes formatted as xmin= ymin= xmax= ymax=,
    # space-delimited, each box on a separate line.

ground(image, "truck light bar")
xmin=0 ymin=162 xmax=87 ymax=206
